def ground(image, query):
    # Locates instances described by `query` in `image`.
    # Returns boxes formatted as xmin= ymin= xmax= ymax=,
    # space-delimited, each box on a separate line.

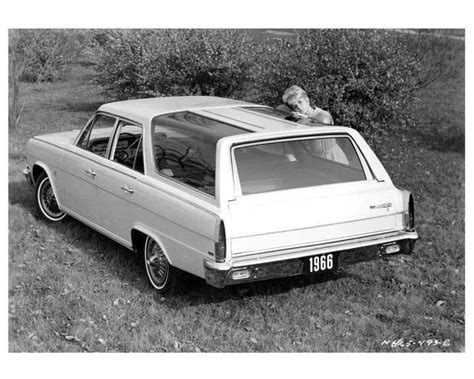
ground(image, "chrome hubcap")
xmin=145 ymin=239 xmax=169 ymax=288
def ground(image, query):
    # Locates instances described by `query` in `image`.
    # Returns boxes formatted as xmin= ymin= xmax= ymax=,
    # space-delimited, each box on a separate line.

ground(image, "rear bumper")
xmin=204 ymin=230 xmax=417 ymax=288
xmin=23 ymin=166 xmax=34 ymax=186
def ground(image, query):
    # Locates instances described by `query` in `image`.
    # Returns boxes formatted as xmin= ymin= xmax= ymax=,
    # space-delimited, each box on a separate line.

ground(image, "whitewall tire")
xmin=144 ymin=236 xmax=178 ymax=294
xmin=35 ymin=173 xmax=66 ymax=222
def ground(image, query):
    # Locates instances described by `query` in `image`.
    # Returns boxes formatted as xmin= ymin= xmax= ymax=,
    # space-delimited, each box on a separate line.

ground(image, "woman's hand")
xmin=290 ymin=111 xmax=308 ymax=119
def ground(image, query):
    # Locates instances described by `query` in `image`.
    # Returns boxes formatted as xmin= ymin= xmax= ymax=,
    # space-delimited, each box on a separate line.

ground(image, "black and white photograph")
xmin=3 ymin=0 xmax=471 ymax=377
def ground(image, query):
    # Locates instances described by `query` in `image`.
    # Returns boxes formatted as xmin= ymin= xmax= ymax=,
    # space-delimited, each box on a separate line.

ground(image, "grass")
xmin=8 ymin=43 xmax=464 ymax=352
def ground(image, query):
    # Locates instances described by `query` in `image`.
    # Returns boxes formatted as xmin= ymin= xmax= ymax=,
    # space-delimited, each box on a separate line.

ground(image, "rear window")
xmin=234 ymin=136 xmax=367 ymax=195
xmin=151 ymin=111 xmax=246 ymax=196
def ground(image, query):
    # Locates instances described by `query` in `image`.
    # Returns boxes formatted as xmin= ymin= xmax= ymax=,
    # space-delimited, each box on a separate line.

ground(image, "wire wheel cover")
xmin=40 ymin=179 xmax=63 ymax=217
xmin=145 ymin=239 xmax=169 ymax=288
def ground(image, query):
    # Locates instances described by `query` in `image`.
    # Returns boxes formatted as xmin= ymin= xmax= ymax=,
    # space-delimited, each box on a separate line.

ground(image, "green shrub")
xmin=253 ymin=30 xmax=463 ymax=135
xmin=91 ymin=29 xmax=460 ymax=137
xmin=252 ymin=30 xmax=423 ymax=132
xmin=92 ymin=29 xmax=258 ymax=100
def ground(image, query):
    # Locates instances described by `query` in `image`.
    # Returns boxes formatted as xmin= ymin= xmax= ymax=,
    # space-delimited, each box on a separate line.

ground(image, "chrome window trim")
xmin=147 ymin=169 xmax=218 ymax=203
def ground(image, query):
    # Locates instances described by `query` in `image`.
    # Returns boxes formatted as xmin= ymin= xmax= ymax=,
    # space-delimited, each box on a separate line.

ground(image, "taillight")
xmin=214 ymin=220 xmax=226 ymax=263
xmin=408 ymin=195 xmax=415 ymax=230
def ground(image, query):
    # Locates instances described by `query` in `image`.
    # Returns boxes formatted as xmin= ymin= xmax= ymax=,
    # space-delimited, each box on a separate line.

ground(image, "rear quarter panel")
xmin=130 ymin=176 xmax=221 ymax=279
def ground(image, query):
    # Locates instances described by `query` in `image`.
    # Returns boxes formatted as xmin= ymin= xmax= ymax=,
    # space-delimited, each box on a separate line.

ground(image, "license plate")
xmin=304 ymin=253 xmax=338 ymax=274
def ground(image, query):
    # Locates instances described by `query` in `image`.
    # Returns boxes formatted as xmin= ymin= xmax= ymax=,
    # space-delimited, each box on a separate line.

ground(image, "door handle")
xmin=84 ymin=168 xmax=96 ymax=178
xmin=121 ymin=185 xmax=134 ymax=194
xmin=370 ymin=202 xmax=392 ymax=209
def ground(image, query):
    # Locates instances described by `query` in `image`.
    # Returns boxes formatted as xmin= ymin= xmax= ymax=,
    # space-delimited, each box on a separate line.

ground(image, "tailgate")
xmin=227 ymin=180 xmax=401 ymax=257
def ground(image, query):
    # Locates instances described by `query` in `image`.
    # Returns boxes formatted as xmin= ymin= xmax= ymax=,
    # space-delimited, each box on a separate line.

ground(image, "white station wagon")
xmin=24 ymin=96 xmax=418 ymax=293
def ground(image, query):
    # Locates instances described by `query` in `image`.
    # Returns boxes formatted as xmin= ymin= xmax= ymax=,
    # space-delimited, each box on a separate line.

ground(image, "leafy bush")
xmin=91 ymin=29 xmax=461 ymax=136
xmin=252 ymin=30 xmax=426 ymax=133
xmin=256 ymin=30 xmax=463 ymax=135
xmin=92 ymin=30 xmax=258 ymax=100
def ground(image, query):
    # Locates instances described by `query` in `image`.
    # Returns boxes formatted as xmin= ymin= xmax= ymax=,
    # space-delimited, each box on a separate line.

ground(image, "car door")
xmin=95 ymin=120 xmax=145 ymax=245
xmin=59 ymin=113 xmax=117 ymax=227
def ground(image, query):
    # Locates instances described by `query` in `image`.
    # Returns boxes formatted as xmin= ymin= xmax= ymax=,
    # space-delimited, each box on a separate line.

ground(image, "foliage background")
xmin=90 ymin=29 xmax=462 ymax=138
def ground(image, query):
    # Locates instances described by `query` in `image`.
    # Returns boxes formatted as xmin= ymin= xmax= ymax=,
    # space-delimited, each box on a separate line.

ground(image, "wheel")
xmin=401 ymin=239 xmax=416 ymax=255
xmin=35 ymin=172 xmax=66 ymax=222
xmin=144 ymin=236 xmax=178 ymax=294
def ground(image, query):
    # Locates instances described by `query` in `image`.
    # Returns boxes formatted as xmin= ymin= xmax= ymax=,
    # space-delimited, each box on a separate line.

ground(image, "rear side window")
xmin=234 ymin=136 xmax=366 ymax=195
xmin=112 ymin=121 xmax=144 ymax=174
xmin=151 ymin=112 xmax=246 ymax=196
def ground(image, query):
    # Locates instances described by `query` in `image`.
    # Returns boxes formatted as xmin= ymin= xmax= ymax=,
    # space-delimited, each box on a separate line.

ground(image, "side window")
xmin=152 ymin=123 xmax=216 ymax=196
xmin=112 ymin=121 xmax=144 ymax=174
xmin=77 ymin=114 xmax=116 ymax=157
xmin=151 ymin=112 xmax=245 ymax=196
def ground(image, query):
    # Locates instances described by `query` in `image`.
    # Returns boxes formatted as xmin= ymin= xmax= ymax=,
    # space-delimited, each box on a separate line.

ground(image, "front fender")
xmin=31 ymin=161 xmax=64 ymax=210
xmin=26 ymin=137 xmax=65 ymax=209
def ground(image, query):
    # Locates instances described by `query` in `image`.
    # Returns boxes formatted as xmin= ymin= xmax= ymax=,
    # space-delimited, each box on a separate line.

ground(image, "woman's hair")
xmin=282 ymin=85 xmax=309 ymax=106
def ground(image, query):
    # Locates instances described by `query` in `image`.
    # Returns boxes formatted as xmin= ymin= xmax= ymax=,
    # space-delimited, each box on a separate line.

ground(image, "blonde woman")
xmin=282 ymin=85 xmax=348 ymax=164
xmin=282 ymin=85 xmax=333 ymax=125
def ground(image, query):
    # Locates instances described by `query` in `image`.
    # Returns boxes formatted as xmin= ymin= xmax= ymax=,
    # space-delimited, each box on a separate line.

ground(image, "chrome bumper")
xmin=204 ymin=230 xmax=417 ymax=289
xmin=23 ymin=166 xmax=34 ymax=186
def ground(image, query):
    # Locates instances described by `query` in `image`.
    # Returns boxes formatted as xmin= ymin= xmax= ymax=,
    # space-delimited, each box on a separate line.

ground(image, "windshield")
xmin=234 ymin=136 xmax=367 ymax=195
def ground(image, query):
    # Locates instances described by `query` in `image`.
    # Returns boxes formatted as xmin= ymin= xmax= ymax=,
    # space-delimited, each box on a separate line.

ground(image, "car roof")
xmin=98 ymin=96 xmax=346 ymax=135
